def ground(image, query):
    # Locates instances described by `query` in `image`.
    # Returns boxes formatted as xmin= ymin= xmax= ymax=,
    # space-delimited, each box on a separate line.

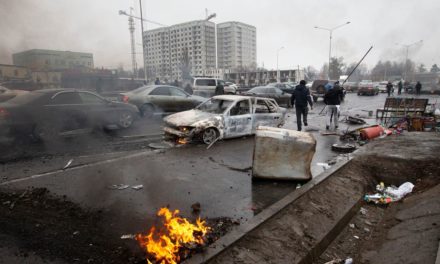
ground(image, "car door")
xmin=43 ymin=91 xmax=87 ymax=132
xmin=252 ymin=98 xmax=282 ymax=131
xmin=78 ymin=91 xmax=110 ymax=126
xmin=224 ymin=99 xmax=253 ymax=138
xmin=168 ymin=86 xmax=193 ymax=112
xmin=148 ymin=86 xmax=172 ymax=112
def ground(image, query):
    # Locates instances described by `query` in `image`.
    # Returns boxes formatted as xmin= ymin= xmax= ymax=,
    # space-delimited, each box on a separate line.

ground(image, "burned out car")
xmin=163 ymin=95 xmax=287 ymax=144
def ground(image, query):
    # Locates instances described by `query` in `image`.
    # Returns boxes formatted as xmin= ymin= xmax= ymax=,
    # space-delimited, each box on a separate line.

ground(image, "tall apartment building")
xmin=12 ymin=49 xmax=94 ymax=71
xmin=144 ymin=20 xmax=216 ymax=81
xmin=217 ymin=21 xmax=257 ymax=71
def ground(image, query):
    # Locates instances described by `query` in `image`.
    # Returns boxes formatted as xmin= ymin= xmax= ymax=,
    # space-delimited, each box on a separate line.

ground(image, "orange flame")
xmin=136 ymin=207 xmax=210 ymax=264
xmin=177 ymin=138 xmax=188 ymax=145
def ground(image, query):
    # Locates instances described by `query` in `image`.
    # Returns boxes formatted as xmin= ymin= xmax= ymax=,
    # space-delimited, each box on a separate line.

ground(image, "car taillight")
xmin=0 ymin=108 xmax=9 ymax=119
xmin=122 ymin=95 xmax=129 ymax=103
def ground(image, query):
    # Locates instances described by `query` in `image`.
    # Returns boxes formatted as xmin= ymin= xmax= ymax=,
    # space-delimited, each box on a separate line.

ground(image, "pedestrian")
xmin=173 ymin=79 xmax=179 ymax=87
xmin=155 ymin=78 xmax=160 ymax=85
xmin=215 ymin=81 xmax=224 ymax=95
xmin=398 ymin=80 xmax=403 ymax=95
xmin=291 ymin=80 xmax=313 ymax=131
xmin=415 ymin=81 xmax=422 ymax=95
xmin=386 ymin=81 xmax=393 ymax=97
xmin=333 ymin=81 xmax=345 ymax=101
xmin=323 ymin=83 xmax=344 ymax=130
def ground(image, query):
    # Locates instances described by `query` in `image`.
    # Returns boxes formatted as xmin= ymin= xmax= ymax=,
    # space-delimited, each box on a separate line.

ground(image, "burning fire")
xmin=177 ymin=138 xmax=189 ymax=145
xmin=136 ymin=207 xmax=210 ymax=264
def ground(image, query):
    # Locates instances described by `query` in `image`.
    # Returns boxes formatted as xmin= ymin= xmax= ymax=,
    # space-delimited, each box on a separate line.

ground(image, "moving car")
xmin=163 ymin=95 xmax=287 ymax=144
xmin=357 ymin=80 xmax=378 ymax=95
xmin=0 ymin=89 xmax=139 ymax=142
xmin=0 ymin=86 xmax=28 ymax=103
xmin=119 ymin=85 xmax=206 ymax=117
xmin=241 ymin=86 xmax=291 ymax=107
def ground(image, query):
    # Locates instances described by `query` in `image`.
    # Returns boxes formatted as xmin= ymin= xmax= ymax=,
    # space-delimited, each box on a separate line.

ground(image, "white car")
xmin=189 ymin=78 xmax=236 ymax=98
xmin=163 ymin=95 xmax=287 ymax=144
xmin=377 ymin=81 xmax=388 ymax=93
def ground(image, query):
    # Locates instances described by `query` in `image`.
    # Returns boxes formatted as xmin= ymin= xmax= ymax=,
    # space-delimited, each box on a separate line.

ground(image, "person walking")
xmin=415 ymin=81 xmax=422 ymax=95
xmin=324 ymin=84 xmax=344 ymax=130
xmin=154 ymin=78 xmax=160 ymax=85
xmin=291 ymin=80 xmax=313 ymax=131
xmin=398 ymin=80 xmax=403 ymax=95
xmin=386 ymin=81 xmax=393 ymax=97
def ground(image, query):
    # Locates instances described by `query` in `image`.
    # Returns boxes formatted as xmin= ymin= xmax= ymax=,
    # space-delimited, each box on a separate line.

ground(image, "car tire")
xmin=202 ymin=128 xmax=219 ymax=145
xmin=140 ymin=104 xmax=155 ymax=118
xmin=33 ymin=123 xmax=59 ymax=142
xmin=118 ymin=111 xmax=134 ymax=129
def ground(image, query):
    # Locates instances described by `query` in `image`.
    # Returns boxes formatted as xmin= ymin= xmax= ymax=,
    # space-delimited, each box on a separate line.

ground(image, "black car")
xmin=242 ymin=86 xmax=291 ymax=107
xmin=0 ymin=89 xmax=139 ymax=142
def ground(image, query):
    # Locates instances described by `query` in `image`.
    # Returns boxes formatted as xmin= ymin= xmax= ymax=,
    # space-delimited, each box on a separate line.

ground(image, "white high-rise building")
xmin=143 ymin=20 xmax=216 ymax=82
xmin=217 ymin=21 xmax=257 ymax=71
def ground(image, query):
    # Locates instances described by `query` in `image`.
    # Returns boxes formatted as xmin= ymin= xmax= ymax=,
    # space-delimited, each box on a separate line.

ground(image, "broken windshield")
xmin=196 ymin=98 xmax=233 ymax=114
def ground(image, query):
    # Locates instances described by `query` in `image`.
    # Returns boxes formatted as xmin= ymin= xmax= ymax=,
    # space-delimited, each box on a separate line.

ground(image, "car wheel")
xmin=33 ymin=123 xmax=59 ymax=142
xmin=118 ymin=111 xmax=134 ymax=129
xmin=202 ymin=128 xmax=219 ymax=145
xmin=140 ymin=104 xmax=154 ymax=118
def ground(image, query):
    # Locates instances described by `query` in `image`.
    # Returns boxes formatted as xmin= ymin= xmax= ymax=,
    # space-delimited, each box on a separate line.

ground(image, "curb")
xmin=183 ymin=156 xmax=353 ymax=264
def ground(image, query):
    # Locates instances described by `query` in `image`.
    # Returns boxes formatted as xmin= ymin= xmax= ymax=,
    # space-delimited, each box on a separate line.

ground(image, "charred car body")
xmin=163 ymin=95 xmax=287 ymax=144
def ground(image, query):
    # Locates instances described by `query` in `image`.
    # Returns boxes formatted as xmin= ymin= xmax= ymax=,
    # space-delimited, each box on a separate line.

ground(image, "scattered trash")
xmin=364 ymin=227 xmax=370 ymax=232
xmin=108 ymin=184 xmax=130 ymax=190
xmin=296 ymin=183 xmax=302 ymax=189
xmin=364 ymin=181 xmax=414 ymax=204
xmin=73 ymin=231 xmax=80 ymax=235
xmin=131 ymin=184 xmax=144 ymax=190
xmin=63 ymin=159 xmax=74 ymax=170
xmin=191 ymin=202 xmax=201 ymax=213
xmin=120 ymin=234 xmax=136 ymax=240
xmin=345 ymin=258 xmax=353 ymax=264
xmin=317 ymin=162 xmax=331 ymax=170
xmin=349 ymin=223 xmax=355 ymax=229
xmin=324 ymin=258 xmax=353 ymax=264
xmin=360 ymin=207 xmax=367 ymax=215
xmin=346 ymin=116 xmax=366 ymax=125
xmin=353 ymin=235 xmax=359 ymax=239
xmin=364 ymin=220 xmax=373 ymax=226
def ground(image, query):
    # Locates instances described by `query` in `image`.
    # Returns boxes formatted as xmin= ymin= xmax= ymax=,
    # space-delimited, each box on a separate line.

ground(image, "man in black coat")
xmin=291 ymin=80 xmax=313 ymax=131
xmin=415 ymin=81 xmax=422 ymax=95
xmin=324 ymin=84 xmax=344 ymax=130
xmin=386 ymin=81 xmax=393 ymax=97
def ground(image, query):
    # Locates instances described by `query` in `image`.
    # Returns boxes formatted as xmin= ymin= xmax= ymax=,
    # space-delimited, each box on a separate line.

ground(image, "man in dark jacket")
xmin=291 ymin=80 xmax=313 ymax=131
xmin=324 ymin=83 xmax=344 ymax=130
xmin=386 ymin=81 xmax=393 ymax=97
xmin=215 ymin=82 xmax=224 ymax=95
xmin=415 ymin=81 xmax=422 ymax=95
xmin=398 ymin=80 xmax=403 ymax=95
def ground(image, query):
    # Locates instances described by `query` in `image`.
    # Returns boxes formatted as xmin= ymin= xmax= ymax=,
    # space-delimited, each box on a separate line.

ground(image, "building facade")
xmin=225 ymin=69 xmax=305 ymax=87
xmin=12 ymin=49 xmax=94 ymax=71
xmin=143 ymin=20 xmax=216 ymax=82
xmin=217 ymin=21 xmax=257 ymax=71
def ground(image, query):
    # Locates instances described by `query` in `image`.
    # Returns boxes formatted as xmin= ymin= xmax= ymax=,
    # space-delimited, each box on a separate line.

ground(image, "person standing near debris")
xmin=386 ymin=81 xmax=393 ymax=97
xmin=215 ymin=81 xmax=224 ymax=95
xmin=324 ymin=84 xmax=343 ymax=130
xmin=415 ymin=81 xmax=422 ymax=95
xmin=155 ymin=78 xmax=160 ymax=85
xmin=398 ymin=80 xmax=403 ymax=95
xmin=291 ymin=80 xmax=313 ymax=131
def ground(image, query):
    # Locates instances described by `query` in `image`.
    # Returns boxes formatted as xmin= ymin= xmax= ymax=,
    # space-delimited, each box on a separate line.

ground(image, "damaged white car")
xmin=163 ymin=95 xmax=287 ymax=144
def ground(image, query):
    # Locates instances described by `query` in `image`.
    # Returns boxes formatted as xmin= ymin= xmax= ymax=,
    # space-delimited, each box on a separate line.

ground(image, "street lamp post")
xmin=314 ymin=21 xmax=350 ymax=79
xmin=276 ymin=46 xmax=284 ymax=82
xmin=397 ymin=40 xmax=423 ymax=81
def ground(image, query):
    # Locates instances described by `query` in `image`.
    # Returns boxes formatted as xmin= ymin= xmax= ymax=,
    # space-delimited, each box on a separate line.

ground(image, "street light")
xmin=396 ymin=40 xmax=423 ymax=81
xmin=314 ymin=21 xmax=350 ymax=79
xmin=276 ymin=46 xmax=284 ymax=82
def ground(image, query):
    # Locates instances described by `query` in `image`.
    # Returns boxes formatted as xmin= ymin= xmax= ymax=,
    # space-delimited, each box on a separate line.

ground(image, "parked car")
xmin=267 ymin=82 xmax=296 ymax=94
xmin=224 ymin=82 xmax=239 ymax=94
xmin=0 ymin=89 xmax=139 ymax=142
xmin=377 ymin=81 xmax=388 ymax=93
xmin=357 ymin=80 xmax=378 ymax=95
xmin=185 ymin=77 xmax=236 ymax=97
xmin=310 ymin=80 xmax=333 ymax=102
xmin=241 ymin=86 xmax=291 ymax=107
xmin=342 ymin=81 xmax=359 ymax=92
xmin=119 ymin=85 xmax=206 ymax=117
xmin=0 ymin=86 xmax=28 ymax=103
xmin=163 ymin=95 xmax=287 ymax=144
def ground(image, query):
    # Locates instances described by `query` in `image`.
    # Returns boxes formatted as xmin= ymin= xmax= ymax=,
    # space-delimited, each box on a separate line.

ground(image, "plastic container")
xmin=252 ymin=126 xmax=316 ymax=180
xmin=360 ymin=126 xmax=384 ymax=140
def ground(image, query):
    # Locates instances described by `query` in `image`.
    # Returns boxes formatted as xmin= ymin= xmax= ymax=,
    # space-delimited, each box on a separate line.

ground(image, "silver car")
xmin=163 ymin=95 xmax=287 ymax=144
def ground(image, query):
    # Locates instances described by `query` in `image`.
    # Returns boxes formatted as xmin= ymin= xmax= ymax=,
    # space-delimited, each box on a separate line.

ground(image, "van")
xmin=190 ymin=78 xmax=236 ymax=97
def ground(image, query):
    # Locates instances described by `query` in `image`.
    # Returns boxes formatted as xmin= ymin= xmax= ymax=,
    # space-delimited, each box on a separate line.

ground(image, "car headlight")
xmin=179 ymin=126 xmax=193 ymax=132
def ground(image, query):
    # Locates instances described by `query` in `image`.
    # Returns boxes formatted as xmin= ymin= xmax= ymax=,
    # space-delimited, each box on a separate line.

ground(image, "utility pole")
xmin=139 ymin=0 xmax=147 ymax=81
xmin=128 ymin=7 xmax=137 ymax=77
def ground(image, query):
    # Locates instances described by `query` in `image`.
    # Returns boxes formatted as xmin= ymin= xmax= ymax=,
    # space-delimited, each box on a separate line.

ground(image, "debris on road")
xmin=63 ymin=159 xmax=74 ymax=170
xmin=364 ymin=181 xmax=414 ymax=204
xmin=131 ymin=184 xmax=144 ymax=190
xmin=120 ymin=234 xmax=136 ymax=240
xmin=317 ymin=162 xmax=331 ymax=170
xmin=331 ymin=143 xmax=356 ymax=153
xmin=108 ymin=184 xmax=130 ymax=190
xmin=346 ymin=115 xmax=366 ymax=125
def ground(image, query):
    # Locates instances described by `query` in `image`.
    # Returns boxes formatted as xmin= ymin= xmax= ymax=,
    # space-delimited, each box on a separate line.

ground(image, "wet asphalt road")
xmin=1 ymin=93 xmax=439 ymax=234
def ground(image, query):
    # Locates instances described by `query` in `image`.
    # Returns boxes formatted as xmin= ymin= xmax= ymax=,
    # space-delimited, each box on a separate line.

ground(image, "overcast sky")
xmin=1 ymin=0 xmax=439 ymax=71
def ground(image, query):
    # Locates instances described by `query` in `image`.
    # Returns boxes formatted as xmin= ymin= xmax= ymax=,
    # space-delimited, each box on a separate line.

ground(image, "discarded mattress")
xmin=252 ymin=126 xmax=316 ymax=180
